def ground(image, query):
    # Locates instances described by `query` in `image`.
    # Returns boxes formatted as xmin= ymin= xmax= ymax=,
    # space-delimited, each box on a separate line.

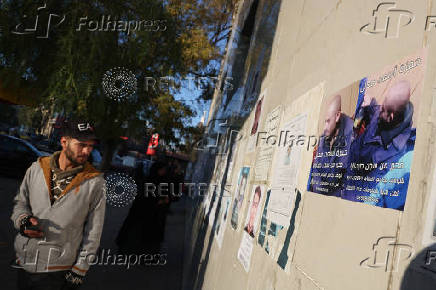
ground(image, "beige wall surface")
xmin=187 ymin=0 xmax=436 ymax=289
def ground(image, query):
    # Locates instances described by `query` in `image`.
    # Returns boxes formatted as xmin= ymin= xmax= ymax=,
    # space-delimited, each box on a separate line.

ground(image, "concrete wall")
xmin=185 ymin=0 xmax=436 ymax=289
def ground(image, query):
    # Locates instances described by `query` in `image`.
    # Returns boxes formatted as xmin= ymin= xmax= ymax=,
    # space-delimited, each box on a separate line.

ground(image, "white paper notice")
xmin=268 ymin=113 xmax=307 ymax=225
xmin=254 ymin=105 xmax=282 ymax=181
xmin=237 ymin=232 xmax=254 ymax=272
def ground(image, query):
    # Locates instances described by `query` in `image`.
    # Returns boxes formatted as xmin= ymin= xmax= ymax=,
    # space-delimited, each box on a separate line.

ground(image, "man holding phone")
xmin=11 ymin=120 xmax=106 ymax=290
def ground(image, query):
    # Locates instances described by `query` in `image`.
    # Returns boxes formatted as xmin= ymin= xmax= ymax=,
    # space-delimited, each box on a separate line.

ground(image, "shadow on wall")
xmin=401 ymin=243 xmax=436 ymax=290
xmin=182 ymin=0 xmax=283 ymax=289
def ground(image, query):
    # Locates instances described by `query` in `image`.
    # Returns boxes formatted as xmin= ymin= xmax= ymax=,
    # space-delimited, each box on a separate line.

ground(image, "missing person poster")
xmin=254 ymin=105 xmax=282 ymax=181
xmin=307 ymin=81 xmax=359 ymax=197
xmin=247 ymin=90 xmax=266 ymax=152
xmin=230 ymin=166 xmax=251 ymax=230
xmin=237 ymin=185 xmax=265 ymax=272
xmin=268 ymin=113 xmax=307 ymax=225
xmin=307 ymin=49 xmax=427 ymax=210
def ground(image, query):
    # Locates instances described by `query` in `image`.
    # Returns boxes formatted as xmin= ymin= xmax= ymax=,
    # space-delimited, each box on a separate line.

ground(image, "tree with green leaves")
xmin=0 ymin=0 xmax=236 ymax=168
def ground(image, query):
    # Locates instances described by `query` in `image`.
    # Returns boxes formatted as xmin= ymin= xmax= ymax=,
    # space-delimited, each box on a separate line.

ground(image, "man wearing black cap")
xmin=11 ymin=120 xmax=106 ymax=289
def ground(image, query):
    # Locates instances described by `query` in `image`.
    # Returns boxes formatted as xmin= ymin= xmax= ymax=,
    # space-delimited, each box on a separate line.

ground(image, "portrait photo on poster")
xmin=247 ymin=89 xmax=267 ymax=152
xmin=243 ymin=185 xmax=265 ymax=238
xmin=307 ymin=82 xmax=359 ymax=198
xmin=230 ymin=166 xmax=251 ymax=230
xmin=237 ymin=185 xmax=265 ymax=272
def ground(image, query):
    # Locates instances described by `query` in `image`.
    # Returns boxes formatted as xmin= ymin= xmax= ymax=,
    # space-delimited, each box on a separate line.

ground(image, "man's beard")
xmin=65 ymin=144 xmax=86 ymax=166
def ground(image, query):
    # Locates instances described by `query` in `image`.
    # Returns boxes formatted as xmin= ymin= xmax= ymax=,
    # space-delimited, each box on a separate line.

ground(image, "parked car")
xmin=0 ymin=134 xmax=47 ymax=178
xmin=33 ymin=139 xmax=53 ymax=153
xmin=89 ymin=148 xmax=102 ymax=168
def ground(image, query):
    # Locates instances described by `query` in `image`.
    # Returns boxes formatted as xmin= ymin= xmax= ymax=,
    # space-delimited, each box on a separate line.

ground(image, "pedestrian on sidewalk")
xmin=116 ymin=161 xmax=170 ymax=255
xmin=11 ymin=120 xmax=106 ymax=290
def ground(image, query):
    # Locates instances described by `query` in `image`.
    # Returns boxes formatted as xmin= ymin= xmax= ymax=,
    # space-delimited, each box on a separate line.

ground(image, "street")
xmin=0 ymin=176 xmax=186 ymax=290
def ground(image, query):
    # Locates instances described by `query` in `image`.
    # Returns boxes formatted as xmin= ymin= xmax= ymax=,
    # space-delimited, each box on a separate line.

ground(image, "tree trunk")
xmin=101 ymin=138 xmax=119 ymax=171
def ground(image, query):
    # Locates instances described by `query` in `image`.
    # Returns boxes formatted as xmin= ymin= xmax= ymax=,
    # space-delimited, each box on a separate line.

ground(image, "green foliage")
xmin=17 ymin=105 xmax=43 ymax=132
xmin=0 ymin=0 xmax=235 ymax=151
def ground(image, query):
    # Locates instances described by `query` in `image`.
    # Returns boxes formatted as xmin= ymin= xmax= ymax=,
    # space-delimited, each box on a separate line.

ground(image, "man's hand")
xmin=61 ymin=271 xmax=84 ymax=290
xmin=19 ymin=216 xmax=44 ymax=238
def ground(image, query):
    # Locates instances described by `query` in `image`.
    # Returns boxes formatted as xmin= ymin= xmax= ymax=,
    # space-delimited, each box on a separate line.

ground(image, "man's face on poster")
xmin=251 ymin=98 xmax=263 ymax=134
xmin=379 ymin=81 xmax=411 ymax=130
xmin=237 ymin=174 xmax=247 ymax=199
xmin=240 ymin=176 xmax=247 ymax=195
xmin=323 ymin=106 xmax=341 ymax=138
xmin=248 ymin=190 xmax=261 ymax=229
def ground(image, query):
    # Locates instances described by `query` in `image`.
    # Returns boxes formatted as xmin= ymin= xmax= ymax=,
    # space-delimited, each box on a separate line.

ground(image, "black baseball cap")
xmin=61 ymin=120 xmax=98 ymax=141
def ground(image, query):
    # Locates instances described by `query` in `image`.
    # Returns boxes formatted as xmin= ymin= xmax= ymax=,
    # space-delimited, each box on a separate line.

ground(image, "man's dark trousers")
xmin=17 ymin=268 xmax=68 ymax=290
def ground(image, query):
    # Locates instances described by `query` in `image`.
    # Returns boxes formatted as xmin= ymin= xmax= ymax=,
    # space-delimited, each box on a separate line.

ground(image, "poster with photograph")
xmin=258 ymin=190 xmax=284 ymax=258
xmin=254 ymin=105 xmax=282 ymax=181
xmin=230 ymin=167 xmax=251 ymax=230
xmin=307 ymin=49 xmax=427 ymax=210
xmin=237 ymin=185 xmax=265 ymax=272
xmin=247 ymin=90 xmax=266 ymax=152
xmin=307 ymin=81 xmax=360 ymax=197
xmin=237 ymin=232 xmax=254 ymax=272
xmin=268 ymin=113 xmax=307 ymax=225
